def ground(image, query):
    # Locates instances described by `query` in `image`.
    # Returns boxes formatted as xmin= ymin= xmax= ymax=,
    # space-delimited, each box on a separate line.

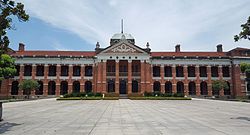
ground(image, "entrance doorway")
xmin=119 ymin=80 xmax=127 ymax=94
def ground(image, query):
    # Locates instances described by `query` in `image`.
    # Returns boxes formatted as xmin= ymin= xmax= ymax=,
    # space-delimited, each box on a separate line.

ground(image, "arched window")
xmin=132 ymin=80 xmax=138 ymax=93
xmin=36 ymin=81 xmax=43 ymax=95
xmin=165 ymin=81 xmax=172 ymax=94
xmin=177 ymin=81 xmax=184 ymax=94
xmin=73 ymin=81 xmax=80 ymax=93
xmin=224 ymin=82 xmax=231 ymax=95
xmin=60 ymin=81 xmax=68 ymax=95
xmin=48 ymin=81 xmax=56 ymax=95
xmin=153 ymin=81 xmax=161 ymax=92
xmin=188 ymin=81 xmax=196 ymax=95
xmin=119 ymin=80 xmax=127 ymax=94
xmin=85 ymin=81 xmax=92 ymax=93
xmin=200 ymin=81 xmax=208 ymax=95
xmin=11 ymin=81 xmax=19 ymax=95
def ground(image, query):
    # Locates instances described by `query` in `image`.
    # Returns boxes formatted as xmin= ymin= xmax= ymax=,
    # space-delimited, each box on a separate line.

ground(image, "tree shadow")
xmin=0 ymin=121 xmax=22 ymax=134
xmin=231 ymin=117 xmax=250 ymax=122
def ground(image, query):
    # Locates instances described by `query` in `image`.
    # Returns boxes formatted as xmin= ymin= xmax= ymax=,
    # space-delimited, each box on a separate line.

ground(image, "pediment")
xmin=99 ymin=41 xmax=147 ymax=54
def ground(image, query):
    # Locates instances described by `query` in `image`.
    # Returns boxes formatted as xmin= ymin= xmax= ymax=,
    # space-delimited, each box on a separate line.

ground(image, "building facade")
xmin=0 ymin=32 xmax=250 ymax=98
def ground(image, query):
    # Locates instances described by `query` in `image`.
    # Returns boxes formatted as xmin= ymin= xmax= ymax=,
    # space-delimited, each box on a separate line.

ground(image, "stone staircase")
xmin=119 ymin=94 xmax=128 ymax=99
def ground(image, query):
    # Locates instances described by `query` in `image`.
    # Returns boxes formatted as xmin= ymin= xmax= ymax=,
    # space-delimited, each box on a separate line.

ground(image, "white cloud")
xmin=52 ymin=40 xmax=73 ymax=51
xmin=19 ymin=0 xmax=250 ymax=51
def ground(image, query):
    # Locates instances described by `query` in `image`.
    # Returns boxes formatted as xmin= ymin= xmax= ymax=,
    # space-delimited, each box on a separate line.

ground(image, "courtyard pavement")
xmin=0 ymin=98 xmax=250 ymax=135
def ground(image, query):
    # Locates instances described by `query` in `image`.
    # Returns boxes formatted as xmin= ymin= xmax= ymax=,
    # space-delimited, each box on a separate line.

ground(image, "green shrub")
xmin=63 ymin=93 xmax=71 ymax=98
xmin=95 ymin=92 xmax=102 ymax=97
xmin=173 ymin=93 xmax=178 ymax=97
xmin=79 ymin=92 xmax=86 ymax=97
xmin=72 ymin=92 xmax=80 ymax=97
xmin=144 ymin=91 xmax=153 ymax=97
xmin=245 ymin=69 xmax=250 ymax=78
xmin=176 ymin=93 xmax=184 ymax=97
xmin=86 ymin=92 xmax=94 ymax=97
xmin=164 ymin=93 xmax=172 ymax=97
xmin=240 ymin=63 xmax=250 ymax=73
xmin=153 ymin=91 xmax=163 ymax=97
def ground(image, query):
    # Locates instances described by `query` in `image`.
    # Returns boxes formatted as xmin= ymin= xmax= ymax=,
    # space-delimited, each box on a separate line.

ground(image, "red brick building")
xmin=0 ymin=32 xmax=250 ymax=98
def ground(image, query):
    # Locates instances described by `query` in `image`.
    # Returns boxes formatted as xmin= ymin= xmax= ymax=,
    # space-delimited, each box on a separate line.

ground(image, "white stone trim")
xmin=23 ymin=76 xmax=32 ymax=80
xmin=84 ymin=76 xmax=93 ymax=80
xmin=36 ymin=76 xmax=44 ymax=80
xmin=15 ymin=57 xmax=95 ymax=65
xmin=151 ymin=59 xmax=231 ymax=66
xmin=72 ymin=76 xmax=81 ymax=80
xmin=47 ymin=76 xmax=57 ymax=80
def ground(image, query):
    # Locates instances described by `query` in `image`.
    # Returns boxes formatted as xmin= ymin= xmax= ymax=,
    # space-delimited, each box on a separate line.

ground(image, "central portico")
xmin=95 ymin=32 xmax=151 ymax=95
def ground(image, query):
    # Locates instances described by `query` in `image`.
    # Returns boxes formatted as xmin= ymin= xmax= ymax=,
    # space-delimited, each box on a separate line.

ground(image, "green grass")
xmin=128 ymin=97 xmax=192 ymax=100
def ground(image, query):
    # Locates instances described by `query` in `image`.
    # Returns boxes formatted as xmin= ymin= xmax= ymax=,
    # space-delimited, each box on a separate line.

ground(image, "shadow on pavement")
xmin=0 ymin=121 xmax=22 ymax=134
xmin=231 ymin=117 xmax=250 ymax=122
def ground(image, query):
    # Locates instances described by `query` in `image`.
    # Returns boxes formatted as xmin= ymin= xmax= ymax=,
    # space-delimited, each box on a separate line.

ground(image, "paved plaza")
xmin=0 ymin=98 xmax=250 ymax=135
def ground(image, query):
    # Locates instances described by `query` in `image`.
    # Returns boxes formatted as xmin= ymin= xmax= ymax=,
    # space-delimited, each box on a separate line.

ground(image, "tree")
xmin=0 ymin=0 xmax=29 ymax=53
xmin=212 ymin=80 xmax=229 ymax=96
xmin=0 ymin=0 xmax=29 ymax=79
xmin=0 ymin=54 xmax=16 ymax=80
xmin=19 ymin=80 xmax=40 ymax=98
xmin=234 ymin=16 xmax=250 ymax=42
xmin=240 ymin=62 xmax=250 ymax=73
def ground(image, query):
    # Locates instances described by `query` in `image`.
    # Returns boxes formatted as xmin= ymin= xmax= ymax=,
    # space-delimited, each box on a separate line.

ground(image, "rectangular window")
xmin=199 ymin=66 xmax=207 ymax=77
xmin=188 ymin=66 xmax=195 ymax=77
xmin=222 ymin=66 xmax=230 ymax=77
xmin=164 ymin=66 xmax=172 ymax=77
xmin=48 ymin=66 xmax=56 ymax=76
xmin=36 ymin=65 xmax=44 ymax=76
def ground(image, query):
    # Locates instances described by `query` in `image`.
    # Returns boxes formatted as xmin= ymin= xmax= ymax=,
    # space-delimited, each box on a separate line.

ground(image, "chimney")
xmin=19 ymin=43 xmax=25 ymax=51
xmin=96 ymin=42 xmax=100 ymax=48
xmin=216 ymin=44 xmax=223 ymax=52
xmin=175 ymin=44 xmax=180 ymax=52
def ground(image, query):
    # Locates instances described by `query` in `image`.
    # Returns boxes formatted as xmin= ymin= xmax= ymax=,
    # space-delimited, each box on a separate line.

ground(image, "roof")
xmin=151 ymin=52 xmax=227 ymax=57
xmin=111 ymin=33 xmax=134 ymax=39
xmin=11 ymin=51 xmax=96 ymax=57
xmin=228 ymin=47 xmax=250 ymax=52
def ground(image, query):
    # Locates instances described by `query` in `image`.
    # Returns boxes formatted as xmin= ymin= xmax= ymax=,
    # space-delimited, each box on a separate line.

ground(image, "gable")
xmin=99 ymin=41 xmax=148 ymax=54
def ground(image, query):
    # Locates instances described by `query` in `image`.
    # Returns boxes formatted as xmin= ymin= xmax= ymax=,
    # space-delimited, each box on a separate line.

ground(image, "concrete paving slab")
xmin=0 ymin=98 xmax=250 ymax=135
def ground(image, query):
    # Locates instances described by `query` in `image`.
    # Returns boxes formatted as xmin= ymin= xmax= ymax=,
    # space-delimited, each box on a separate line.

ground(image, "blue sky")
xmin=9 ymin=0 xmax=250 ymax=51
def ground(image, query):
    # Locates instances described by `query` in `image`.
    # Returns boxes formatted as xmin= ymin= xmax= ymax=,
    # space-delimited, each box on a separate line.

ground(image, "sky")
xmin=8 ymin=0 xmax=250 ymax=52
